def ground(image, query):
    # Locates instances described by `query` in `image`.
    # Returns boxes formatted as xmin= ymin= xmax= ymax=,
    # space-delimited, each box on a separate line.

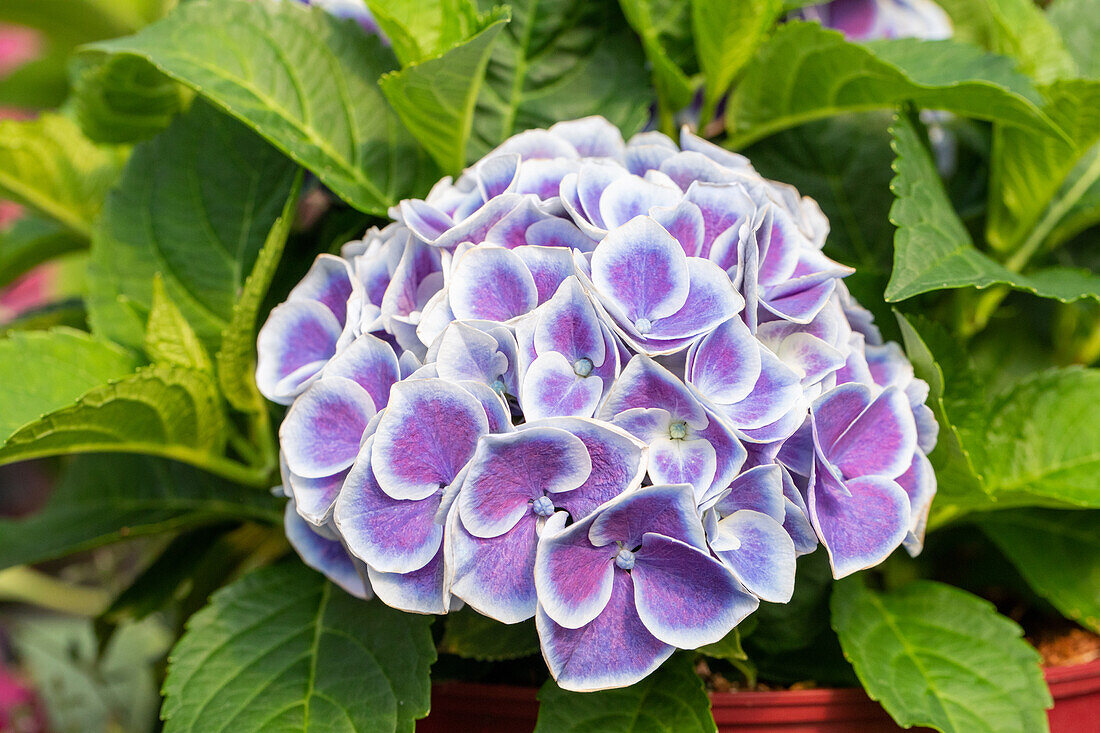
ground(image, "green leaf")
xmin=0 ymin=215 xmax=86 ymax=289
xmin=935 ymin=0 xmax=1076 ymax=83
xmin=969 ymin=367 xmax=1100 ymax=508
xmin=88 ymin=101 xmax=297 ymax=353
xmin=981 ymin=509 xmax=1100 ymax=633
xmin=746 ymin=112 xmax=897 ymax=273
xmin=439 ymin=607 xmax=540 ymax=660
xmin=365 ymin=0 xmax=483 ymax=65
xmin=886 ymin=112 xmax=1100 ymax=302
xmin=618 ymin=0 xmax=696 ymax=114
xmin=10 ymin=616 xmax=170 ymax=733
xmin=0 ymin=49 xmax=71 ymax=109
xmin=380 ymin=9 xmax=509 ymax=173
xmin=0 ymin=0 xmax=170 ymax=47
xmin=831 ymin=579 xmax=1051 ymax=733
xmin=0 ymin=454 xmax=281 ymax=569
xmin=725 ymin=23 xmax=1061 ymax=149
xmin=471 ymin=0 xmax=652 ymax=156
xmin=0 ymin=364 xmax=232 ymax=473
xmin=0 ymin=328 xmax=139 ymax=442
xmin=1048 ymin=0 xmax=1100 ymax=79
xmin=743 ymin=550 xmax=834 ymax=655
xmin=0 ymin=113 xmax=127 ymax=238
xmin=534 ymin=654 xmax=716 ymax=733
xmin=216 ymin=170 xmax=303 ymax=413
xmin=145 ymin=276 xmax=213 ymax=372
xmin=692 ymin=0 xmax=781 ymax=125
xmin=162 ymin=562 xmax=436 ymax=733
xmin=895 ymin=314 xmax=989 ymax=522
xmin=91 ymin=0 xmax=436 ymax=215
xmin=987 ymin=80 xmax=1100 ymax=254
xmin=696 ymin=627 xmax=747 ymax=661
xmin=71 ymin=54 xmax=187 ymax=144
xmin=1045 ymin=146 xmax=1100 ymax=248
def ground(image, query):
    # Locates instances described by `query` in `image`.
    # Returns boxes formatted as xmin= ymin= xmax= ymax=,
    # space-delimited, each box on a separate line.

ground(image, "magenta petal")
xmin=367 ymin=547 xmax=449 ymax=615
xmin=712 ymin=510 xmax=795 ymax=602
xmin=589 ymin=484 xmax=707 ymax=551
xmin=590 ymin=216 xmax=690 ymax=323
xmin=810 ymin=468 xmax=910 ymax=579
xmin=829 ymin=386 xmax=918 ymax=480
xmin=447 ymin=511 xmax=540 ymax=623
xmin=687 ymin=317 xmax=761 ymax=405
xmin=372 ymin=379 xmax=489 ymax=500
xmin=521 ymin=352 xmax=605 ymax=421
xmin=536 ymin=572 xmax=673 ymax=692
xmin=284 ymin=504 xmax=371 ymax=600
xmin=458 ymin=427 xmax=591 ymax=539
xmin=683 ymin=181 xmax=755 ymax=254
xmin=280 ymin=377 xmax=375 ymax=478
xmin=334 ymin=443 xmax=443 ymax=573
xmin=450 ymin=246 xmax=539 ymax=322
xmin=322 ymin=333 xmax=400 ymax=410
xmin=256 ymin=300 xmax=342 ymax=405
xmin=633 ymin=532 xmax=756 ymax=647
xmin=535 ymin=512 xmax=617 ymax=628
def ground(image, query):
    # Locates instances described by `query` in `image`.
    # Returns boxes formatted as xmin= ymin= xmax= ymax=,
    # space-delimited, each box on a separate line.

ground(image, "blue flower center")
xmin=573 ymin=357 xmax=594 ymax=377
xmin=614 ymin=548 xmax=636 ymax=571
xmin=669 ymin=420 xmax=688 ymax=440
xmin=634 ymin=317 xmax=652 ymax=335
xmin=531 ymin=495 xmax=555 ymax=517
xmin=491 ymin=377 xmax=507 ymax=394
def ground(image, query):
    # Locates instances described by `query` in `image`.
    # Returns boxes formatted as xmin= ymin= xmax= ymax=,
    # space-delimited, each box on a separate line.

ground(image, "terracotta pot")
xmin=421 ymin=659 xmax=1100 ymax=732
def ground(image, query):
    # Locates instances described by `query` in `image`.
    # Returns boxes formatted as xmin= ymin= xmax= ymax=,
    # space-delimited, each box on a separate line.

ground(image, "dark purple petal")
xmin=686 ymin=317 xmax=761 ymax=406
xmin=322 ymin=333 xmax=400 ymax=410
xmin=521 ymin=352 xmax=605 ymax=421
xmin=633 ymin=532 xmax=757 ymax=647
xmin=536 ymin=571 xmax=673 ymax=692
xmin=334 ymin=440 xmax=443 ymax=573
xmin=256 ymin=300 xmax=342 ymax=405
xmin=828 ymin=386 xmax=917 ymax=480
xmin=514 ymin=246 xmax=578 ymax=305
xmin=650 ymin=200 xmax=705 ymax=257
xmin=289 ymin=254 xmax=356 ymax=323
xmin=590 ymin=216 xmax=690 ymax=323
xmin=450 ymin=246 xmax=539 ymax=322
xmin=525 ymin=417 xmax=648 ymax=519
xmin=534 ymin=512 xmax=617 ymax=628
xmin=809 ymin=464 xmax=910 ymax=579
xmin=458 ymin=427 xmax=591 ymax=538
xmin=372 ymin=379 xmax=489 ymax=500
xmin=280 ymin=377 xmax=375 ymax=478
xmin=447 ymin=510 xmax=541 ymax=623
xmin=711 ymin=510 xmax=795 ymax=602
xmin=367 ymin=546 xmax=449 ymax=614
xmin=284 ymin=504 xmax=371 ymax=600
xmin=600 ymin=355 xmax=708 ymax=427
xmin=589 ymin=484 xmax=707 ymax=551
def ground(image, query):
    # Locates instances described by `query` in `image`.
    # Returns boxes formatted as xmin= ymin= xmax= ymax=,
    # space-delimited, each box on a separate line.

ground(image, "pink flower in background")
xmin=0 ymin=664 xmax=46 ymax=733
xmin=0 ymin=24 xmax=40 ymax=76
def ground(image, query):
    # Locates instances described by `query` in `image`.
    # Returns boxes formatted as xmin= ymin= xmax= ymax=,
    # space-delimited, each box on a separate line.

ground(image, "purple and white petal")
xmin=687 ymin=317 xmax=762 ymax=406
xmin=534 ymin=512 xmax=617 ymax=628
xmin=289 ymin=254 xmax=356 ymax=324
xmin=447 ymin=510 xmax=541 ymax=623
xmin=434 ymin=321 xmax=509 ymax=386
xmin=513 ymin=245 xmax=576 ymax=304
xmin=633 ymin=532 xmax=758 ymax=647
xmin=534 ymin=277 xmax=607 ymax=366
xmin=716 ymin=464 xmax=785 ymax=521
xmin=521 ymin=352 xmax=605 ymax=421
xmin=711 ymin=510 xmax=795 ymax=602
xmin=256 ymin=300 xmax=342 ymax=404
xmin=648 ymin=438 xmax=717 ymax=500
xmin=827 ymin=386 xmax=918 ymax=480
xmin=280 ymin=377 xmax=375 ymax=478
xmin=550 ymin=117 xmax=625 ymax=158
xmin=536 ymin=571 xmax=673 ymax=692
xmin=590 ymin=216 xmax=690 ymax=324
xmin=449 ymin=246 xmax=539 ymax=322
xmin=322 ymin=332 xmax=400 ymax=410
xmin=588 ymin=484 xmax=707 ymax=551
xmin=600 ymin=355 xmax=708 ymax=428
xmin=284 ymin=503 xmax=372 ymax=600
xmin=458 ymin=427 xmax=591 ymax=538
xmin=371 ymin=379 xmax=489 ymax=500
xmin=367 ymin=547 xmax=450 ymax=615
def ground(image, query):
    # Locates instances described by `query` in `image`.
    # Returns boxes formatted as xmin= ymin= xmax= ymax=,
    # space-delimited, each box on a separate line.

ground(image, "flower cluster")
xmin=798 ymin=0 xmax=952 ymax=40
xmin=258 ymin=117 xmax=938 ymax=691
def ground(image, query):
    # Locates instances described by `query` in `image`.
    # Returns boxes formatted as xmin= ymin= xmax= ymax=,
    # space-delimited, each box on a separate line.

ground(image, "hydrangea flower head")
xmin=258 ymin=116 xmax=938 ymax=692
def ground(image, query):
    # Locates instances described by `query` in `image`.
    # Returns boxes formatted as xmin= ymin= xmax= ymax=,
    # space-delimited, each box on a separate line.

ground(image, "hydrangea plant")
xmin=0 ymin=0 xmax=1098 ymax=730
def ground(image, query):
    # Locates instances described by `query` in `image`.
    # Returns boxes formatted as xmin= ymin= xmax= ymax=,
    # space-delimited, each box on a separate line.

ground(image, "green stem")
xmin=963 ymin=152 xmax=1100 ymax=337
xmin=0 ymin=567 xmax=111 ymax=616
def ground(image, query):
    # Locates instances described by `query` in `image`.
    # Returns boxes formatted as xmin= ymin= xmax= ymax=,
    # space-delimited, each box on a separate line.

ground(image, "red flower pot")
xmin=421 ymin=659 xmax=1100 ymax=732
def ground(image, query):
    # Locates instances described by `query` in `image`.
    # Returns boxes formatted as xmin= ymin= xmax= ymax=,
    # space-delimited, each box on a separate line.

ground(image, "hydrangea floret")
xmin=257 ymin=116 xmax=939 ymax=692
